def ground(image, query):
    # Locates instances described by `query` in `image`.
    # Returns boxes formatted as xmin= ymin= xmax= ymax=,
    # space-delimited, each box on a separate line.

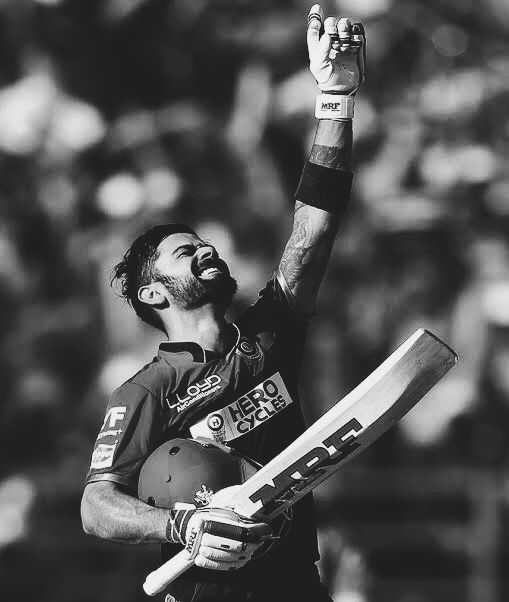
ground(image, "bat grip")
xmin=202 ymin=519 xmax=251 ymax=542
xmin=143 ymin=550 xmax=193 ymax=596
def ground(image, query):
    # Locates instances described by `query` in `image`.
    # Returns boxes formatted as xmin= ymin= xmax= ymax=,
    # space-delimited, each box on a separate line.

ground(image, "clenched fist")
xmin=182 ymin=506 xmax=272 ymax=571
xmin=307 ymin=3 xmax=366 ymax=96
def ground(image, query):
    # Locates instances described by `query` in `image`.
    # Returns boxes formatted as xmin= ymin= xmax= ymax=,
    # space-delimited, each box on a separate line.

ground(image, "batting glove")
xmin=167 ymin=504 xmax=272 ymax=571
xmin=307 ymin=4 xmax=366 ymax=96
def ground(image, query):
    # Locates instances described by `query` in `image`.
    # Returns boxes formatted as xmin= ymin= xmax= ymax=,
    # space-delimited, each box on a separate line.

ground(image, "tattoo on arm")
xmin=309 ymin=120 xmax=352 ymax=171
xmin=277 ymin=120 xmax=352 ymax=313
xmin=280 ymin=201 xmax=339 ymax=297
xmin=309 ymin=144 xmax=351 ymax=171
xmin=279 ymin=203 xmax=314 ymax=290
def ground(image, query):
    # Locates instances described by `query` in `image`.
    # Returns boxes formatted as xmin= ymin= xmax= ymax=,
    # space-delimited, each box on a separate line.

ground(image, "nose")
xmin=196 ymin=244 xmax=217 ymax=260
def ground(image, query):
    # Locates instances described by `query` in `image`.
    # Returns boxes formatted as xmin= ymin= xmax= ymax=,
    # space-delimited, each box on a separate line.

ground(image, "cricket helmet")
xmin=138 ymin=437 xmax=260 ymax=509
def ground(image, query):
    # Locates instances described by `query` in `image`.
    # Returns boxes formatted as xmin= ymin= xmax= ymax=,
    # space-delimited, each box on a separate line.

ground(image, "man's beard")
xmin=157 ymin=272 xmax=238 ymax=310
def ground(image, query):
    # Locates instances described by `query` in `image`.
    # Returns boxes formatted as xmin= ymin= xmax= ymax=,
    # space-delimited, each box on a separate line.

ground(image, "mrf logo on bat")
xmin=248 ymin=418 xmax=364 ymax=515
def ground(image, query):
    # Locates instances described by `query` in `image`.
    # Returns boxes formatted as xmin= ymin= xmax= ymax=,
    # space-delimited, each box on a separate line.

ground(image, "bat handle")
xmin=143 ymin=550 xmax=193 ymax=596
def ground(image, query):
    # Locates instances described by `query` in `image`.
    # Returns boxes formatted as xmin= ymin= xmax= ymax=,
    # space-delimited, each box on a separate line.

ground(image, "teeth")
xmin=200 ymin=267 xmax=219 ymax=278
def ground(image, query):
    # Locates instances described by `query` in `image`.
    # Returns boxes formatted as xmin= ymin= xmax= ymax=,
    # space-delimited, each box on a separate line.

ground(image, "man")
xmin=81 ymin=5 xmax=365 ymax=601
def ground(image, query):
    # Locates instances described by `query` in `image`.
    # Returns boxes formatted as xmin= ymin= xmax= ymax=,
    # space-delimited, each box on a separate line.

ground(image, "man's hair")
xmin=111 ymin=224 xmax=197 ymax=331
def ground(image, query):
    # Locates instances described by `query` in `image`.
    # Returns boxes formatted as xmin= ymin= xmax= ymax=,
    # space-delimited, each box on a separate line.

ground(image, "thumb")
xmin=307 ymin=4 xmax=323 ymax=52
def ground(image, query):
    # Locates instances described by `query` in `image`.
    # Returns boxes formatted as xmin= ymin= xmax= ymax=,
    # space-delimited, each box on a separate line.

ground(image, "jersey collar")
xmin=158 ymin=324 xmax=241 ymax=363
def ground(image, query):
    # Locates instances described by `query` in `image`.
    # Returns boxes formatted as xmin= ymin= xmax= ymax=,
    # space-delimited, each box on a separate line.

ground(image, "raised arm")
xmin=278 ymin=5 xmax=366 ymax=317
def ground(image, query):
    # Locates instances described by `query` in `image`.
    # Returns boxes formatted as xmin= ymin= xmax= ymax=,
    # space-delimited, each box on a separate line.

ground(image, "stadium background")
xmin=1 ymin=0 xmax=509 ymax=600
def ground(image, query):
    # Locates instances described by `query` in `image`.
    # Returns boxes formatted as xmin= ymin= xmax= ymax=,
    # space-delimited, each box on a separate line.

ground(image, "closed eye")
xmin=175 ymin=244 xmax=195 ymax=258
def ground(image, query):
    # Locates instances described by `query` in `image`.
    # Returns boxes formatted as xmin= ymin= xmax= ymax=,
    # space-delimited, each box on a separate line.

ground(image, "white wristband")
xmin=315 ymin=94 xmax=354 ymax=121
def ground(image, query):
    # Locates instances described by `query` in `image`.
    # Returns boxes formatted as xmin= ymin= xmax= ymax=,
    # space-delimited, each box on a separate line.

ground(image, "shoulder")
xmin=112 ymin=355 xmax=177 ymax=406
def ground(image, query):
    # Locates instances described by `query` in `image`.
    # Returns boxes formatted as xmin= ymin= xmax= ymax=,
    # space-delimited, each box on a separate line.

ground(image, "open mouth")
xmin=199 ymin=266 xmax=222 ymax=279
xmin=194 ymin=259 xmax=229 ymax=280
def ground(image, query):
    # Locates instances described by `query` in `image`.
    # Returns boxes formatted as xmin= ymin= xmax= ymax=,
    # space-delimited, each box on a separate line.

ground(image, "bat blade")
xmin=143 ymin=328 xmax=457 ymax=595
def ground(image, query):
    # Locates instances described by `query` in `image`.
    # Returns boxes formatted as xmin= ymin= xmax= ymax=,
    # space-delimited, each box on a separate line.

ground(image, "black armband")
xmin=295 ymin=161 xmax=353 ymax=214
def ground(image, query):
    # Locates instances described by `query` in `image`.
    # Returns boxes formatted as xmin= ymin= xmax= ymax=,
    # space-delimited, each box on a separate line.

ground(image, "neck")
xmin=161 ymin=304 xmax=234 ymax=355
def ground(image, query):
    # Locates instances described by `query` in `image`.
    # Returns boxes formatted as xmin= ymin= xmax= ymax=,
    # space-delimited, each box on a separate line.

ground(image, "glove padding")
xmin=183 ymin=506 xmax=272 ymax=571
xmin=307 ymin=3 xmax=366 ymax=95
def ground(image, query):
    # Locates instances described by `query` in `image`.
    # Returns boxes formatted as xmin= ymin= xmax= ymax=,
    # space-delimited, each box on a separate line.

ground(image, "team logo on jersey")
xmin=90 ymin=442 xmax=118 ymax=469
xmin=166 ymin=375 xmax=223 ymax=413
xmin=236 ymin=337 xmax=262 ymax=360
xmin=190 ymin=372 xmax=294 ymax=442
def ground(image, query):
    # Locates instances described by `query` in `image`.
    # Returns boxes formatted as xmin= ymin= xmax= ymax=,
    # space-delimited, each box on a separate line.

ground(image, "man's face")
xmin=152 ymin=233 xmax=237 ymax=310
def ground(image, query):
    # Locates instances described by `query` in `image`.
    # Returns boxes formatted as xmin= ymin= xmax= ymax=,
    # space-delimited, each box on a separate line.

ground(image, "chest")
xmin=163 ymin=330 xmax=300 ymax=446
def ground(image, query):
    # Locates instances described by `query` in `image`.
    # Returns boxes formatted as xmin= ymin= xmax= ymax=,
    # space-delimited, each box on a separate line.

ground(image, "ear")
xmin=138 ymin=282 xmax=168 ymax=307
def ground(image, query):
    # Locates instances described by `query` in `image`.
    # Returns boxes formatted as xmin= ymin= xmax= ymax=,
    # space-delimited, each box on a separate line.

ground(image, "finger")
xmin=198 ymin=542 xmax=260 ymax=561
xmin=241 ymin=541 xmax=266 ymax=557
xmin=319 ymin=16 xmax=337 ymax=54
xmin=194 ymin=556 xmax=245 ymax=571
xmin=352 ymin=22 xmax=367 ymax=80
xmin=351 ymin=22 xmax=365 ymax=48
xmin=201 ymin=533 xmax=248 ymax=553
xmin=337 ymin=17 xmax=352 ymax=51
xmin=307 ymin=4 xmax=323 ymax=52
xmin=201 ymin=524 xmax=271 ymax=551
xmin=198 ymin=546 xmax=249 ymax=563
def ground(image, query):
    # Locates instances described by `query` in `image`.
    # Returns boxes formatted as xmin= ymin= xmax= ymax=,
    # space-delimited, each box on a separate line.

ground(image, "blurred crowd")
xmin=1 ymin=0 xmax=509 ymax=601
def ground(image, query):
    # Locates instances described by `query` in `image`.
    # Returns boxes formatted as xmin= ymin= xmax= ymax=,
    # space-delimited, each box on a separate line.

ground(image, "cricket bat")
xmin=143 ymin=328 xmax=457 ymax=596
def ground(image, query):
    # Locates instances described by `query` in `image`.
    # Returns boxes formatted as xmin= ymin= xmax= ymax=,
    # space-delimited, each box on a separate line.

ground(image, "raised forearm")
xmin=279 ymin=201 xmax=338 ymax=292
xmin=309 ymin=119 xmax=352 ymax=171
xmin=279 ymin=119 xmax=352 ymax=314
xmin=279 ymin=7 xmax=365 ymax=315
xmin=81 ymin=481 xmax=169 ymax=544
